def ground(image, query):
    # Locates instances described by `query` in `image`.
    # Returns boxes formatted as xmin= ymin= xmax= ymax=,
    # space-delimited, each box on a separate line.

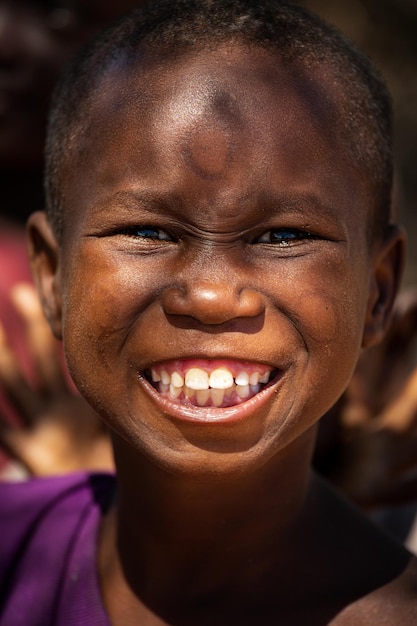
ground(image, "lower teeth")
xmin=155 ymin=381 xmax=263 ymax=408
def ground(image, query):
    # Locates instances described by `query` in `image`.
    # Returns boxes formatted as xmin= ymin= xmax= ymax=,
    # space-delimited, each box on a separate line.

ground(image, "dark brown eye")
xmin=127 ymin=226 xmax=172 ymax=241
xmin=255 ymin=229 xmax=315 ymax=245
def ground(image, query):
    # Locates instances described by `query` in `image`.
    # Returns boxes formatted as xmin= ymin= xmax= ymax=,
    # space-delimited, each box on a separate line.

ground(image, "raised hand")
xmin=0 ymin=283 xmax=114 ymax=477
xmin=318 ymin=288 xmax=417 ymax=510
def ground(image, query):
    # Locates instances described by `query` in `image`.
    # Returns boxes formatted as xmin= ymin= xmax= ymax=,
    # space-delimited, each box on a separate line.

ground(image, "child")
xmin=1 ymin=0 xmax=417 ymax=623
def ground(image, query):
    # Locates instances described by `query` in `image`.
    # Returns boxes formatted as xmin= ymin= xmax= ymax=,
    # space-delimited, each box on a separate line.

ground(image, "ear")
xmin=362 ymin=224 xmax=406 ymax=348
xmin=26 ymin=211 xmax=63 ymax=340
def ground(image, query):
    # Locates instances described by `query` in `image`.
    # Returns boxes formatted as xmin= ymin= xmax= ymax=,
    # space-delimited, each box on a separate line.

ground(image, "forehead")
xmin=84 ymin=44 xmax=344 ymax=150
xmin=62 ymin=43 xmax=369 ymax=231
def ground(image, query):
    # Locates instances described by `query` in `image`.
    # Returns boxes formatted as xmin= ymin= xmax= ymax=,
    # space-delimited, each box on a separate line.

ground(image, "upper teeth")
xmin=208 ymin=368 xmax=234 ymax=389
xmin=150 ymin=366 xmax=271 ymax=390
xmin=185 ymin=368 xmax=210 ymax=390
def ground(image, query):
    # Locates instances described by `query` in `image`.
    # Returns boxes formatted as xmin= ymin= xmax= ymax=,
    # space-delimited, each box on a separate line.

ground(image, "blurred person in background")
xmin=301 ymin=0 xmax=417 ymax=551
xmin=313 ymin=287 xmax=417 ymax=551
xmin=0 ymin=0 xmax=141 ymax=477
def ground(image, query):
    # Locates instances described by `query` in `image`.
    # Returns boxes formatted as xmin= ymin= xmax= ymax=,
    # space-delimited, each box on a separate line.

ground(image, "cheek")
xmin=268 ymin=254 xmax=369 ymax=383
xmin=292 ymin=288 xmax=339 ymax=342
xmin=262 ymin=258 xmax=370 ymax=440
xmin=278 ymin=252 xmax=366 ymax=334
xmin=294 ymin=286 xmax=364 ymax=405
xmin=60 ymin=246 xmax=161 ymax=377
xmin=291 ymin=286 xmax=364 ymax=350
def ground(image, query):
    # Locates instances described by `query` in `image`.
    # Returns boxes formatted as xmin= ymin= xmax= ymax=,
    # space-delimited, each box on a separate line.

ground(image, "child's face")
xmin=32 ymin=45 xmax=402 ymax=476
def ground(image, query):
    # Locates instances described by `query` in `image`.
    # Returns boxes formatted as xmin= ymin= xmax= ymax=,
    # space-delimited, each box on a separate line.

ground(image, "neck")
xmin=100 ymin=428 xmax=317 ymax=621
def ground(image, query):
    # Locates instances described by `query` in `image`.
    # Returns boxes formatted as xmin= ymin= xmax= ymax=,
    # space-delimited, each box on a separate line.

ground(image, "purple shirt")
xmin=0 ymin=473 xmax=115 ymax=625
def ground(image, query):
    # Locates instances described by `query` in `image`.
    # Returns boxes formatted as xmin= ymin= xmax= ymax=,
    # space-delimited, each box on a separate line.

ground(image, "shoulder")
xmin=310 ymin=476 xmax=417 ymax=625
xmin=0 ymin=471 xmax=115 ymax=566
xmin=0 ymin=471 xmax=115 ymax=523
xmin=329 ymin=557 xmax=417 ymax=625
xmin=0 ymin=472 xmax=115 ymax=624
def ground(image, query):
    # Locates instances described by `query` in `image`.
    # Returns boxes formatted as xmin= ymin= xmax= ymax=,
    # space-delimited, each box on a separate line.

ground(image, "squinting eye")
xmin=128 ymin=226 xmax=172 ymax=241
xmin=255 ymin=229 xmax=315 ymax=245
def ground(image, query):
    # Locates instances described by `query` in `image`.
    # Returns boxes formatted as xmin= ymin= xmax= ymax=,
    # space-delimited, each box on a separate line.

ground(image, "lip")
xmin=137 ymin=361 xmax=284 ymax=424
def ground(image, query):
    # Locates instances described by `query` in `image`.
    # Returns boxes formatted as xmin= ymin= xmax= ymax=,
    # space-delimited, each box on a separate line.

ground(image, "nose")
xmin=161 ymin=280 xmax=265 ymax=325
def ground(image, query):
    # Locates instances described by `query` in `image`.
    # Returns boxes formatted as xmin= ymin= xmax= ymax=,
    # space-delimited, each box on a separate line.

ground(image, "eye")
xmin=255 ymin=228 xmax=316 ymax=245
xmin=124 ymin=226 xmax=173 ymax=241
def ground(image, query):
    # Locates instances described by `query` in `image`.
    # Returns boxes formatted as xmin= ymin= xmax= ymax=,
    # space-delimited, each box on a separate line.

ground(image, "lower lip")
xmin=138 ymin=372 xmax=283 ymax=425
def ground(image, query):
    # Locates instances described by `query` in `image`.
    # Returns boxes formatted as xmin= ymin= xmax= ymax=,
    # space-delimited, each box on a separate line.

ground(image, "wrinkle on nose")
xmin=161 ymin=281 xmax=265 ymax=325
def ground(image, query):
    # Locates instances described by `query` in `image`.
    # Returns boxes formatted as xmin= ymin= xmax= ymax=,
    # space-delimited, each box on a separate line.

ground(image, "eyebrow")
xmin=89 ymin=190 xmax=180 ymax=216
xmin=89 ymin=188 xmax=345 ymax=226
xmin=257 ymin=193 xmax=341 ymax=221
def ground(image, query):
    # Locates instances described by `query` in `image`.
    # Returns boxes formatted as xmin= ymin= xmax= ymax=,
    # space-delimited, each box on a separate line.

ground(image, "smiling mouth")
xmin=144 ymin=359 xmax=278 ymax=408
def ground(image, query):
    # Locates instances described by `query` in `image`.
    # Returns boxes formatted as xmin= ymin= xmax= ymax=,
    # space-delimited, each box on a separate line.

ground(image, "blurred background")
xmin=301 ymin=0 xmax=417 ymax=285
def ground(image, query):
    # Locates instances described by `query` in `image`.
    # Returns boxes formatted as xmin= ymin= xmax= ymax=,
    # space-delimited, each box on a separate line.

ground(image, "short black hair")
xmin=45 ymin=0 xmax=393 ymax=241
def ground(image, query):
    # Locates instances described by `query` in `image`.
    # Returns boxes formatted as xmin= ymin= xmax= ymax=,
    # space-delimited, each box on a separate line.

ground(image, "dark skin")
xmin=28 ymin=44 xmax=416 ymax=624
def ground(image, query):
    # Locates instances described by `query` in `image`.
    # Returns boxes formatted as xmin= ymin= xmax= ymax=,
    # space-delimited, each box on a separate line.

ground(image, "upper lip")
xmin=141 ymin=355 xmax=281 ymax=370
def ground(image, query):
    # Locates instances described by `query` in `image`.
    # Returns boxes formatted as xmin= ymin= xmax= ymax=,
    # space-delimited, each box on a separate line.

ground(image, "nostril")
xmin=238 ymin=289 xmax=266 ymax=317
xmin=161 ymin=287 xmax=188 ymax=316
